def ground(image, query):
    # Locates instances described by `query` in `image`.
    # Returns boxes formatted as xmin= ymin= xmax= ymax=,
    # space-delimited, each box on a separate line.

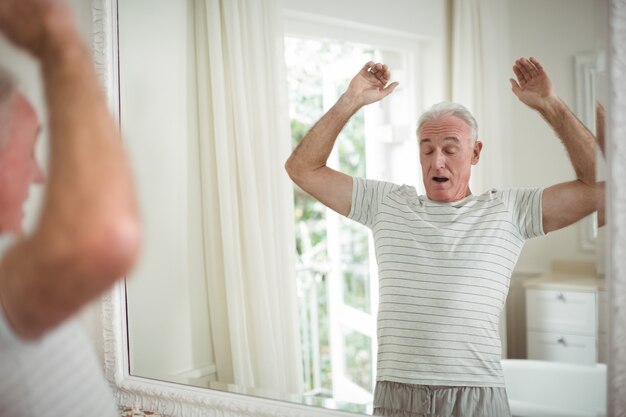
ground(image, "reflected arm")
xmin=595 ymin=102 xmax=606 ymax=227
xmin=511 ymin=57 xmax=602 ymax=233
xmin=596 ymin=101 xmax=606 ymax=157
xmin=537 ymin=95 xmax=599 ymax=232
xmin=285 ymin=94 xmax=357 ymax=217
xmin=285 ymin=61 xmax=398 ymax=217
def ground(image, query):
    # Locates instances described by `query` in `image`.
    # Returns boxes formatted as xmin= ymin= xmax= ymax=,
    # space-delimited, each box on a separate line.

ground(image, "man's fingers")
xmin=362 ymin=61 xmax=375 ymax=71
xmin=529 ymin=57 xmax=545 ymax=75
xmin=529 ymin=57 xmax=543 ymax=70
xmin=365 ymin=61 xmax=394 ymax=87
xmin=519 ymin=57 xmax=539 ymax=79
xmin=368 ymin=63 xmax=387 ymax=78
xmin=516 ymin=59 xmax=531 ymax=80
xmin=509 ymin=78 xmax=521 ymax=95
xmin=381 ymin=81 xmax=399 ymax=97
xmin=513 ymin=65 xmax=525 ymax=84
xmin=513 ymin=57 xmax=546 ymax=87
xmin=360 ymin=61 xmax=376 ymax=77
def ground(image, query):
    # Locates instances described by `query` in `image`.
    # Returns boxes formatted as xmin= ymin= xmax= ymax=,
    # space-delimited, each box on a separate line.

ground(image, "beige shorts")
xmin=373 ymin=380 xmax=511 ymax=417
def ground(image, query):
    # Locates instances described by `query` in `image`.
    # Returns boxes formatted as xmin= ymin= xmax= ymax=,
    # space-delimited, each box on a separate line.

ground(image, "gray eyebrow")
xmin=419 ymin=137 xmax=461 ymax=144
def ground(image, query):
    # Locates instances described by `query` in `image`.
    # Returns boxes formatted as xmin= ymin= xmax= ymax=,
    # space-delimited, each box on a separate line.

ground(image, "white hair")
xmin=0 ymin=66 xmax=17 ymax=149
xmin=417 ymin=101 xmax=478 ymax=141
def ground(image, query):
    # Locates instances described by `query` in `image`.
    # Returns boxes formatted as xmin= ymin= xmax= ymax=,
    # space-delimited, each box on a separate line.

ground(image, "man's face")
xmin=419 ymin=115 xmax=482 ymax=202
xmin=0 ymin=94 xmax=44 ymax=234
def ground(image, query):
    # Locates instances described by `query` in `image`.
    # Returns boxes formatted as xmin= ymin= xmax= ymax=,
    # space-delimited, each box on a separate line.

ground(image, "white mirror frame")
xmin=607 ymin=1 xmax=626 ymax=415
xmin=574 ymin=51 xmax=601 ymax=252
xmin=92 ymin=0 xmax=626 ymax=415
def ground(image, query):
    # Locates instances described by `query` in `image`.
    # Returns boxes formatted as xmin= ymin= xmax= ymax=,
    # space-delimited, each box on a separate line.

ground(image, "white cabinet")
xmin=597 ymin=289 xmax=609 ymax=363
xmin=524 ymin=273 xmax=605 ymax=364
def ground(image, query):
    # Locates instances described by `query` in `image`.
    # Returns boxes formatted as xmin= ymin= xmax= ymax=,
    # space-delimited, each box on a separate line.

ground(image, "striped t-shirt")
xmin=348 ymin=177 xmax=544 ymax=387
xmin=0 ymin=236 xmax=118 ymax=417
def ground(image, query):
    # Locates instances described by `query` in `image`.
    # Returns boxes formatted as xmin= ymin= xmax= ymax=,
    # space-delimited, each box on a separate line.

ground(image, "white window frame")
xmin=285 ymin=9 xmax=440 ymax=409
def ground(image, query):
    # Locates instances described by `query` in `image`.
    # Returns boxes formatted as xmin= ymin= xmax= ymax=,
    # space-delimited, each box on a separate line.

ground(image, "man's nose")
xmin=432 ymin=150 xmax=445 ymax=169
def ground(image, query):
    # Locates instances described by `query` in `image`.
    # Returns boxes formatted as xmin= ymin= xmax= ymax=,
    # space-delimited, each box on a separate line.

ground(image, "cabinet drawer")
xmin=526 ymin=288 xmax=596 ymax=334
xmin=527 ymin=331 xmax=597 ymax=364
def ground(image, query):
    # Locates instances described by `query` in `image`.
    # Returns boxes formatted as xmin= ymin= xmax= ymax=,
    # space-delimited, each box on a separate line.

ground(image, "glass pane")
xmin=340 ymin=218 xmax=369 ymax=264
xmin=340 ymin=218 xmax=370 ymax=313
xmin=287 ymin=34 xmax=376 ymax=400
xmin=296 ymin=268 xmax=332 ymax=396
xmin=343 ymin=330 xmax=373 ymax=392
xmin=342 ymin=270 xmax=370 ymax=314
xmin=294 ymin=193 xmax=327 ymax=264
xmin=338 ymin=110 xmax=366 ymax=177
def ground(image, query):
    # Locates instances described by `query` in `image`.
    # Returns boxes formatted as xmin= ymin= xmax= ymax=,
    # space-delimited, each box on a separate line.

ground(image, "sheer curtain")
xmin=451 ymin=0 xmax=512 ymax=195
xmin=193 ymin=0 xmax=303 ymax=394
xmin=451 ymin=0 xmax=512 ymax=356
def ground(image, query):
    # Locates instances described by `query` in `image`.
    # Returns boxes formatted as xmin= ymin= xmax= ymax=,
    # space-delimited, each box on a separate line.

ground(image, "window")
xmin=285 ymin=21 xmax=422 ymax=411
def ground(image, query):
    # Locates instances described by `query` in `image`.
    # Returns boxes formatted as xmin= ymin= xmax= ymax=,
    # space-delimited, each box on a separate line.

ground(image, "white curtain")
xmin=193 ymin=0 xmax=303 ymax=394
xmin=451 ymin=0 xmax=512 ymax=195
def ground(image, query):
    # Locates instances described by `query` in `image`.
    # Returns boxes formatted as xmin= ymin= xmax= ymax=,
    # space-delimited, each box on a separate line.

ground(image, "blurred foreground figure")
xmin=0 ymin=0 xmax=141 ymax=415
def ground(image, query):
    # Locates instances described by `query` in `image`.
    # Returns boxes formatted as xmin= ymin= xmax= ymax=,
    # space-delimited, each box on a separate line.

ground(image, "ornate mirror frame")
xmin=574 ymin=51 xmax=602 ymax=251
xmin=606 ymin=1 xmax=626 ymax=414
xmin=92 ymin=0 xmax=626 ymax=415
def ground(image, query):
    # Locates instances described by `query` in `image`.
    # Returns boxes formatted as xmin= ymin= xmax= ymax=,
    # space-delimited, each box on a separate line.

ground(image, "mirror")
xmin=95 ymin=0 xmax=619 ymax=415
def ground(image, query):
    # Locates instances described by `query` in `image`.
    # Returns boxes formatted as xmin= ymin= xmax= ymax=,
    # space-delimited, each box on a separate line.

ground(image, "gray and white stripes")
xmin=348 ymin=178 xmax=544 ymax=387
xmin=0 ymin=237 xmax=117 ymax=417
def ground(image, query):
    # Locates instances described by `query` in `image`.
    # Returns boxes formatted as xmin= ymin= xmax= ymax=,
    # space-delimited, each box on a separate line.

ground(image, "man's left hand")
xmin=510 ymin=57 xmax=556 ymax=111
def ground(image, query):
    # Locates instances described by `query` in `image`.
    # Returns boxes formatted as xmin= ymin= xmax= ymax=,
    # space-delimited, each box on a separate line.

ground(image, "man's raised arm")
xmin=285 ymin=61 xmax=398 ymax=216
xmin=0 ymin=0 xmax=141 ymax=339
xmin=510 ymin=57 xmax=602 ymax=233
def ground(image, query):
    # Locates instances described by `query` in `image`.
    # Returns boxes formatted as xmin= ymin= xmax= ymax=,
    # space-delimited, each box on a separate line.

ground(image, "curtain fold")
xmin=193 ymin=0 xmax=303 ymax=394
xmin=451 ymin=0 xmax=512 ymax=194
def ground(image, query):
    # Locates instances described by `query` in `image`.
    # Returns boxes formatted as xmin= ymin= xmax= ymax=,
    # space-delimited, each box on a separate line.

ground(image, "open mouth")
xmin=432 ymin=177 xmax=449 ymax=183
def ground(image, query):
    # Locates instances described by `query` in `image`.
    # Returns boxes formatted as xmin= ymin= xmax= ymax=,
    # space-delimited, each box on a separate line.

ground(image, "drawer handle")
xmin=557 ymin=336 xmax=567 ymax=345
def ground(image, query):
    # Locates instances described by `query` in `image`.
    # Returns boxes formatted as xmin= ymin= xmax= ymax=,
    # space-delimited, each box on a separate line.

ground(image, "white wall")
xmin=508 ymin=0 xmax=601 ymax=273
xmin=118 ymin=0 xmax=215 ymax=384
xmin=284 ymin=0 xmax=447 ymax=39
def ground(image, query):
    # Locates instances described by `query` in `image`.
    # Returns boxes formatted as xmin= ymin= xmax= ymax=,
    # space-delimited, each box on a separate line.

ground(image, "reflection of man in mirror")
xmin=286 ymin=58 xmax=600 ymax=417
xmin=0 ymin=0 xmax=141 ymax=415
xmin=595 ymin=101 xmax=606 ymax=227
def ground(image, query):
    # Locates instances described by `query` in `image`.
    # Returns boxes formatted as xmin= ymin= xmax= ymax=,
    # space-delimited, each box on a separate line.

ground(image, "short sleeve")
xmin=497 ymin=188 xmax=545 ymax=240
xmin=348 ymin=177 xmax=400 ymax=228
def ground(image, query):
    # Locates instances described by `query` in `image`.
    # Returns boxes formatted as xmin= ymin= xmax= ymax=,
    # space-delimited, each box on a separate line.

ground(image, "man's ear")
xmin=471 ymin=140 xmax=483 ymax=165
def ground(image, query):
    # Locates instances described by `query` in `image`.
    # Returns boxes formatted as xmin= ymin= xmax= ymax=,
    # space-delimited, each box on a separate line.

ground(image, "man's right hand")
xmin=0 ymin=0 xmax=76 ymax=58
xmin=285 ymin=61 xmax=398 ymax=217
xmin=343 ymin=61 xmax=399 ymax=108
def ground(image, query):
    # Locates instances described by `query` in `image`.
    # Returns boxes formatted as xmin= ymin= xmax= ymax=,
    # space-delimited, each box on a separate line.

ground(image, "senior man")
xmin=0 ymin=0 xmax=141 ymax=415
xmin=285 ymin=58 xmax=599 ymax=417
